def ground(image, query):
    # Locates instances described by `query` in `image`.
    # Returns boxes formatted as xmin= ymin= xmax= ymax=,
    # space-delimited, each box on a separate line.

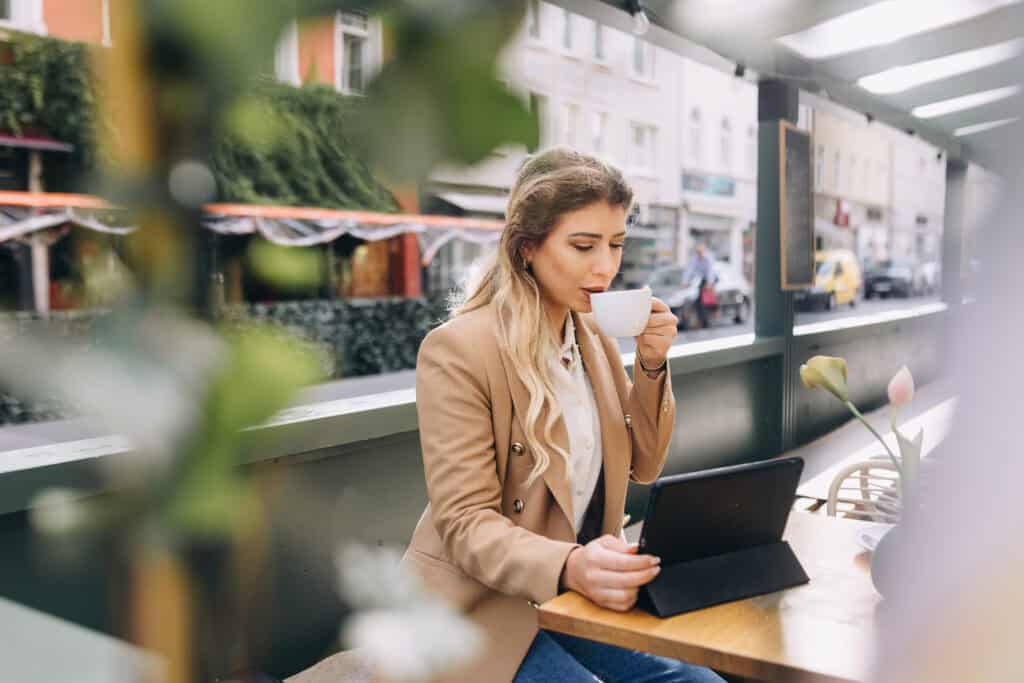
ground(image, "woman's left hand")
xmin=635 ymin=297 xmax=677 ymax=369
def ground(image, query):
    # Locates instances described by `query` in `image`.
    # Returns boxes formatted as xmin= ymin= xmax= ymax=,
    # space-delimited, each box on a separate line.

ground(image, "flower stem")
xmin=845 ymin=401 xmax=903 ymax=477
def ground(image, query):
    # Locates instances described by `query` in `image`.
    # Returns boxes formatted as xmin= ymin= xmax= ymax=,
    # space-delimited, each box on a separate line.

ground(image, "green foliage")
xmin=211 ymin=82 xmax=399 ymax=210
xmin=0 ymin=296 xmax=450 ymax=424
xmin=0 ymin=31 xmax=101 ymax=190
xmin=0 ymin=31 xmax=397 ymax=209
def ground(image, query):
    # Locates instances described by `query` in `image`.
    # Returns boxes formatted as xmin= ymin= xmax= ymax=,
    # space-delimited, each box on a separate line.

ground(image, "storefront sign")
xmin=682 ymin=172 xmax=735 ymax=197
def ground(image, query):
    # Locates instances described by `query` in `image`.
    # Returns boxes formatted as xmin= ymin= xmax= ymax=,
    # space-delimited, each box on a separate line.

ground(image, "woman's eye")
xmin=611 ymin=243 xmax=625 ymax=250
xmin=573 ymin=245 xmax=594 ymax=252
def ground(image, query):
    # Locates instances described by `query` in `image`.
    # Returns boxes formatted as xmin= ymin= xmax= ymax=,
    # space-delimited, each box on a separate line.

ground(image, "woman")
xmin=402 ymin=147 xmax=723 ymax=683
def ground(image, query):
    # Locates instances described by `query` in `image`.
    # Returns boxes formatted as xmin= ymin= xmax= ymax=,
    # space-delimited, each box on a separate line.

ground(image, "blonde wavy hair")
xmin=453 ymin=147 xmax=633 ymax=487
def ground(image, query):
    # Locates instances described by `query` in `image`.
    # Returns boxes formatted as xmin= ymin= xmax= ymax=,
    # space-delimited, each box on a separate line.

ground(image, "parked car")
xmin=795 ymin=249 xmax=862 ymax=311
xmin=646 ymin=263 xmax=752 ymax=330
xmin=912 ymin=260 xmax=941 ymax=295
xmin=864 ymin=259 xmax=915 ymax=298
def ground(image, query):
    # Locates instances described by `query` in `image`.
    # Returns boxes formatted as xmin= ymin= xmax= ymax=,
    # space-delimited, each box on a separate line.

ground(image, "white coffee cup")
xmin=589 ymin=287 xmax=652 ymax=338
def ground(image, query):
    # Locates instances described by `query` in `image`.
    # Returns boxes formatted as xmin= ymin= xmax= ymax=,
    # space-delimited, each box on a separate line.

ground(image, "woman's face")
xmin=524 ymin=200 xmax=627 ymax=315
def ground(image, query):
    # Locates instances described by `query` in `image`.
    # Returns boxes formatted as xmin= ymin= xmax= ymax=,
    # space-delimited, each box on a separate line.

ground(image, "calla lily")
xmin=799 ymin=355 xmax=850 ymax=402
xmin=887 ymin=366 xmax=915 ymax=408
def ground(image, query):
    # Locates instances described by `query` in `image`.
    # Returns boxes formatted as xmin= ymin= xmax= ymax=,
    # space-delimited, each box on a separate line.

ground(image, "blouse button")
xmin=511 ymin=442 xmax=525 ymax=456
xmin=513 ymin=499 xmax=524 ymax=513
xmin=625 ymin=414 xmax=633 ymax=429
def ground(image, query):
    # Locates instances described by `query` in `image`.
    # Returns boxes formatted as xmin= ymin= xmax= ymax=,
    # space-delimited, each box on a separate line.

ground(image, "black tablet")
xmin=637 ymin=457 xmax=804 ymax=566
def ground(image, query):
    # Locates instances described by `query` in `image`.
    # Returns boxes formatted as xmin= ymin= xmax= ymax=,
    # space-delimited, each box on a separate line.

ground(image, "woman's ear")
xmin=520 ymin=245 xmax=535 ymax=269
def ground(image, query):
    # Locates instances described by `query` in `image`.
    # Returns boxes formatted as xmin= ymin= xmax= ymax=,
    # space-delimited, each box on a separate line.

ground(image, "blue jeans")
xmin=513 ymin=630 xmax=726 ymax=683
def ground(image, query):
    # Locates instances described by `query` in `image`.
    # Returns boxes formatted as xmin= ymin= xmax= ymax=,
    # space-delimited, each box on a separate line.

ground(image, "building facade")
xmin=677 ymin=58 xmax=758 ymax=281
xmin=810 ymin=107 xmax=893 ymax=266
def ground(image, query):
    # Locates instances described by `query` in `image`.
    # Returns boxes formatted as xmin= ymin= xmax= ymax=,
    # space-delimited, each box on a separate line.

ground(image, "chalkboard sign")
xmin=779 ymin=121 xmax=815 ymax=290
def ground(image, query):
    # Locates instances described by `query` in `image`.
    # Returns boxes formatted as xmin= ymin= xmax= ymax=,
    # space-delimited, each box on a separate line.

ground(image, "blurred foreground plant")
xmin=0 ymin=0 xmax=534 ymax=680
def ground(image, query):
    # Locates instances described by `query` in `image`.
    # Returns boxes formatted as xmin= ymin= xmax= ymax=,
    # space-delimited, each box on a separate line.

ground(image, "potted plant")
xmin=799 ymin=356 xmax=925 ymax=596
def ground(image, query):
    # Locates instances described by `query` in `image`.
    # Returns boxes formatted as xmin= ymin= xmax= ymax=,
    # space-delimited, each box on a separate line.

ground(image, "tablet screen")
xmin=638 ymin=457 xmax=803 ymax=566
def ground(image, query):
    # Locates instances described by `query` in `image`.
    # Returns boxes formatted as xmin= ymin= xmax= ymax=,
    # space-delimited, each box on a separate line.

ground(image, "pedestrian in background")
xmin=682 ymin=242 xmax=716 ymax=329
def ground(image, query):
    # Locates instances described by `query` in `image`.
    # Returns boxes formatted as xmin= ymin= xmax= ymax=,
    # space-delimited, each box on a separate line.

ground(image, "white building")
xmin=677 ymin=59 xmax=758 ymax=281
xmin=809 ymin=107 xmax=893 ymax=265
xmin=886 ymin=129 xmax=947 ymax=265
xmin=425 ymin=0 xmax=685 ymax=290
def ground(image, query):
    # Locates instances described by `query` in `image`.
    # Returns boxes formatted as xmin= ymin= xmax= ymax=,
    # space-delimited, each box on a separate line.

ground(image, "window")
xmin=592 ymin=112 xmax=608 ymax=155
xmin=561 ymin=9 xmax=573 ymax=51
xmin=689 ymin=108 xmax=702 ymax=167
xmin=849 ymin=155 xmax=858 ymax=195
xmin=594 ymin=22 xmax=605 ymax=61
xmin=632 ymin=39 xmax=654 ymax=78
xmin=560 ymin=103 xmax=579 ymax=147
xmin=0 ymin=1 xmax=44 ymax=33
xmin=746 ymin=124 xmax=757 ymax=175
xmin=720 ymin=117 xmax=732 ymax=171
xmin=833 ymin=150 xmax=841 ymax=189
xmin=630 ymin=122 xmax=656 ymax=170
xmin=337 ymin=11 xmax=370 ymax=94
xmin=274 ymin=21 xmax=301 ymax=85
xmin=527 ymin=0 xmax=541 ymax=39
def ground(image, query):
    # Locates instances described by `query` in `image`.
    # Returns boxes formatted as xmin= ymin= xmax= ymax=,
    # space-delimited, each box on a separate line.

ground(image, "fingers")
xmin=649 ymin=297 xmax=670 ymax=313
xmin=593 ymin=587 xmax=639 ymax=612
xmin=596 ymin=534 xmax=636 ymax=552
xmin=592 ymin=564 xmax=661 ymax=589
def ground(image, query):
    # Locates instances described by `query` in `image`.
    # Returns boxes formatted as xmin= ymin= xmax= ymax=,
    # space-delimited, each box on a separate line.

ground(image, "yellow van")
xmin=797 ymin=249 xmax=862 ymax=311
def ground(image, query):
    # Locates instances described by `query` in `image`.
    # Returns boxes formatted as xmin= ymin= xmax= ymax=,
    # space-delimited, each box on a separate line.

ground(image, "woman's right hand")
xmin=561 ymin=535 xmax=661 ymax=611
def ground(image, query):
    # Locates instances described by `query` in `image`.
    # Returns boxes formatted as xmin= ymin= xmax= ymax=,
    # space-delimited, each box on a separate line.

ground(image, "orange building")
xmin=3 ymin=3 xmax=424 ymax=303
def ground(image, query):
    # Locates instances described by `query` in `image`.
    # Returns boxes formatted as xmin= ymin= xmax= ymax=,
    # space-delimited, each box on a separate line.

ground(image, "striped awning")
xmin=0 ymin=192 xmax=505 ymax=265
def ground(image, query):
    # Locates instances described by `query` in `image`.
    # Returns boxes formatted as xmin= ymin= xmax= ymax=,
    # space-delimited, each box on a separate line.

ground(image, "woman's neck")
xmin=544 ymin=302 xmax=570 ymax=341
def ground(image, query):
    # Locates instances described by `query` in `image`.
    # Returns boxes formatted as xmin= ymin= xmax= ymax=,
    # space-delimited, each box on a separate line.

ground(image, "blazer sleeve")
xmin=415 ymin=324 xmax=579 ymax=605
xmin=626 ymin=352 xmax=675 ymax=483
xmin=596 ymin=333 xmax=675 ymax=484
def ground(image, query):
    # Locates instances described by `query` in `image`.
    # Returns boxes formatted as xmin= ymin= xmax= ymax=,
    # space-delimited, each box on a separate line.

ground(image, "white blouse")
xmin=550 ymin=314 xmax=604 ymax=534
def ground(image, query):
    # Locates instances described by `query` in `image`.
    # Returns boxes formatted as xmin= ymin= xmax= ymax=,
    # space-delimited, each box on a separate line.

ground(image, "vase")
xmin=869 ymin=523 xmax=903 ymax=597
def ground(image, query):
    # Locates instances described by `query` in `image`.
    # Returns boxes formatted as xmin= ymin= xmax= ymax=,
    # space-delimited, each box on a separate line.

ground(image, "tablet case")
xmin=636 ymin=457 xmax=810 ymax=618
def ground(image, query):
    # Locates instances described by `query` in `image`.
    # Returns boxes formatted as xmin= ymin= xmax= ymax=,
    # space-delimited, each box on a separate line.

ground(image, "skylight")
xmin=778 ymin=0 xmax=1022 ymax=60
xmin=912 ymin=85 xmax=1021 ymax=118
xmin=954 ymin=117 xmax=1019 ymax=136
xmin=858 ymin=38 xmax=1024 ymax=94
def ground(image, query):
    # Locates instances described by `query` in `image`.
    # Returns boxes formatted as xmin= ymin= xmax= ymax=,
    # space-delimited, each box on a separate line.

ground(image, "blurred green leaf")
xmin=352 ymin=1 xmax=536 ymax=180
xmin=248 ymin=240 xmax=326 ymax=290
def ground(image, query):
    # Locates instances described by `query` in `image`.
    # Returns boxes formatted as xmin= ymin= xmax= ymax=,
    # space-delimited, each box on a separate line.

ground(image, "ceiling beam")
xmin=822 ymin=3 xmax=1024 ymax=80
xmin=552 ymin=0 xmax=968 ymax=159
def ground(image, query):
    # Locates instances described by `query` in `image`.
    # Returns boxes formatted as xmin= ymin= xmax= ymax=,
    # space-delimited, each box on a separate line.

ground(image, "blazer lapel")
xmin=493 ymin=311 xmax=575 ymax=530
xmin=573 ymin=312 xmax=631 ymax=536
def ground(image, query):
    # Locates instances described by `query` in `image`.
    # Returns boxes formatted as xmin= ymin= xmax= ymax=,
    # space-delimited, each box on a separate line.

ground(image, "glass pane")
xmin=0 ymin=1 xmax=10 ymax=20
xmin=633 ymin=39 xmax=644 ymax=74
xmin=594 ymin=23 xmax=604 ymax=59
xmin=346 ymin=36 xmax=364 ymax=93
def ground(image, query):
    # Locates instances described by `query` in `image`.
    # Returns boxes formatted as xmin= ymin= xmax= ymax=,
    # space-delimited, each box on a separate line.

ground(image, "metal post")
xmin=941 ymin=161 xmax=966 ymax=308
xmin=755 ymin=79 xmax=800 ymax=453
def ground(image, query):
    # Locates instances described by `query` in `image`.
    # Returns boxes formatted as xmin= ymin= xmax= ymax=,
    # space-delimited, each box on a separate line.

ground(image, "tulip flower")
xmin=801 ymin=357 xmax=926 ymax=514
xmin=799 ymin=356 xmax=850 ymax=402
xmin=887 ymin=366 xmax=915 ymax=408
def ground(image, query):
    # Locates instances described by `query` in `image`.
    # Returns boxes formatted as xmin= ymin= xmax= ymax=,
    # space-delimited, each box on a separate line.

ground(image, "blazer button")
xmin=513 ymin=499 xmax=524 ymax=513
xmin=511 ymin=442 xmax=525 ymax=456
xmin=624 ymin=414 xmax=633 ymax=429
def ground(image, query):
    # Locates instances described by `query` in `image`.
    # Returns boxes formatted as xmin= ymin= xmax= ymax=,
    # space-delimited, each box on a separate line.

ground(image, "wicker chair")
xmin=826 ymin=456 xmax=902 ymax=523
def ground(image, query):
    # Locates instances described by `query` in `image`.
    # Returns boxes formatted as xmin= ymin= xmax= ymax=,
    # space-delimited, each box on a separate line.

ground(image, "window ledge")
xmin=794 ymin=301 xmax=947 ymax=337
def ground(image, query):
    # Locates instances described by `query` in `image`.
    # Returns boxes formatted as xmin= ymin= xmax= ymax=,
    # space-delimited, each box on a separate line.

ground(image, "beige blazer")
xmin=401 ymin=302 xmax=675 ymax=683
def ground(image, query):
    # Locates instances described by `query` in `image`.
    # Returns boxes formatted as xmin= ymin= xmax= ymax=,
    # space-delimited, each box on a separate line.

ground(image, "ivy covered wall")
xmin=0 ymin=30 xmax=396 ymax=210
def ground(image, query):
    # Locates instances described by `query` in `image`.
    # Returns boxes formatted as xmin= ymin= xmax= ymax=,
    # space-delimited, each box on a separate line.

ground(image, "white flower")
xmin=336 ymin=543 xmax=483 ymax=683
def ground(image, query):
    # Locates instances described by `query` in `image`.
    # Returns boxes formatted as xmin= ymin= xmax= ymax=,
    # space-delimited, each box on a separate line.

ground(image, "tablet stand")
xmin=638 ymin=541 xmax=810 ymax=618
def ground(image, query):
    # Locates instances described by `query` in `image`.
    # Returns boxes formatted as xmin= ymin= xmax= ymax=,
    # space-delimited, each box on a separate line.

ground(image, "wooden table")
xmin=539 ymin=512 xmax=885 ymax=683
